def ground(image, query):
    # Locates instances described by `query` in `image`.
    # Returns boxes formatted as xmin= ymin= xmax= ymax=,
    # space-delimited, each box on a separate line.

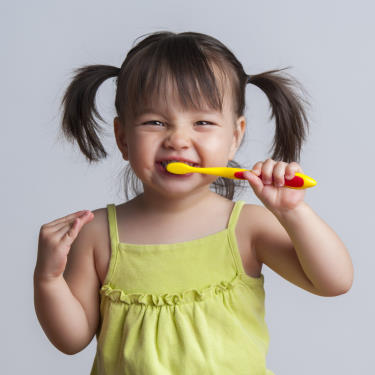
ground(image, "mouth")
xmin=155 ymin=159 xmax=199 ymax=177
xmin=157 ymin=160 xmax=199 ymax=170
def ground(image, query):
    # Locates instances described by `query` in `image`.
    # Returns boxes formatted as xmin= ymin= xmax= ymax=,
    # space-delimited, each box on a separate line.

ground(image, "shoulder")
xmin=233 ymin=202 xmax=265 ymax=274
xmin=78 ymin=206 xmax=112 ymax=285
xmin=240 ymin=203 xmax=289 ymax=263
xmin=76 ymin=206 xmax=111 ymax=263
xmin=88 ymin=206 xmax=111 ymax=248
xmin=238 ymin=202 xmax=290 ymax=264
xmin=64 ymin=206 xmax=108 ymax=253
xmin=238 ymin=201 xmax=266 ymax=229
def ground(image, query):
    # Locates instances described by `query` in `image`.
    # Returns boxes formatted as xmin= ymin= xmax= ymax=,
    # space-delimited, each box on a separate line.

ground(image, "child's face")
xmin=114 ymin=86 xmax=246 ymax=197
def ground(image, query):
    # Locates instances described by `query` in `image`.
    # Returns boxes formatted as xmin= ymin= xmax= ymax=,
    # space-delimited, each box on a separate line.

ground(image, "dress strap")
xmin=107 ymin=204 xmax=120 ymax=246
xmin=227 ymin=200 xmax=247 ymax=275
xmin=102 ymin=204 xmax=120 ymax=285
xmin=227 ymin=200 xmax=246 ymax=230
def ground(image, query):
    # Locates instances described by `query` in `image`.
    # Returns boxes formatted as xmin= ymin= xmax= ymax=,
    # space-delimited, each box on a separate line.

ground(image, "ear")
xmin=228 ymin=115 xmax=246 ymax=160
xmin=114 ymin=117 xmax=128 ymax=161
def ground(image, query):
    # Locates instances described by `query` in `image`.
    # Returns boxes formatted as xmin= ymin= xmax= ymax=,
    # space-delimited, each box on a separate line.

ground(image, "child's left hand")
xmin=243 ymin=159 xmax=306 ymax=216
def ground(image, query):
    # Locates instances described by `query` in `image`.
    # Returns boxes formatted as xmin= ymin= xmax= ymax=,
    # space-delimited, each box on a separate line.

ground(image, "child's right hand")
xmin=34 ymin=210 xmax=94 ymax=283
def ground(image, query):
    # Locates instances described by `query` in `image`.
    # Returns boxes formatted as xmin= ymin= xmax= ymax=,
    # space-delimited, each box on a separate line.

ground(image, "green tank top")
xmin=90 ymin=200 xmax=275 ymax=375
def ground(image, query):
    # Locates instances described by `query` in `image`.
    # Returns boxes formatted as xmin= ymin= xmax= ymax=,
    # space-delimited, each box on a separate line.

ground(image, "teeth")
xmin=160 ymin=160 xmax=196 ymax=167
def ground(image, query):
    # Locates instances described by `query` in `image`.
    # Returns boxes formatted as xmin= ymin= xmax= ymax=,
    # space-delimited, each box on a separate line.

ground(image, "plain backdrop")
xmin=2 ymin=1 xmax=374 ymax=374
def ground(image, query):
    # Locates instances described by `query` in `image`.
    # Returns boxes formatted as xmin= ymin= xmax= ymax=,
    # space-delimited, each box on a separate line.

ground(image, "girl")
xmin=33 ymin=31 xmax=353 ymax=374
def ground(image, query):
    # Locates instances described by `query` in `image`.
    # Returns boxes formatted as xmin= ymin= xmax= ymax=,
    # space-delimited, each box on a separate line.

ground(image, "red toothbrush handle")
xmin=233 ymin=170 xmax=316 ymax=189
xmin=258 ymin=174 xmax=304 ymax=188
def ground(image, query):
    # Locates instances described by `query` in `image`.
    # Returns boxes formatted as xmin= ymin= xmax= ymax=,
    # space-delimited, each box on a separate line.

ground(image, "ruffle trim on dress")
xmin=99 ymin=274 xmax=242 ymax=306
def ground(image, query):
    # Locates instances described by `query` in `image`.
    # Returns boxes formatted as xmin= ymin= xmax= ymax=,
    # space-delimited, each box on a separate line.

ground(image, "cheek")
xmin=127 ymin=135 xmax=159 ymax=169
xmin=131 ymin=133 xmax=158 ymax=152
xmin=198 ymin=132 xmax=232 ymax=155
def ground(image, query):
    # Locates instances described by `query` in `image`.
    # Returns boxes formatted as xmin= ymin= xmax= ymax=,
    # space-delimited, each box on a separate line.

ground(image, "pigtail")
xmin=60 ymin=65 xmax=120 ymax=163
xmin=247 ymin=67 xmax=311 ymax=163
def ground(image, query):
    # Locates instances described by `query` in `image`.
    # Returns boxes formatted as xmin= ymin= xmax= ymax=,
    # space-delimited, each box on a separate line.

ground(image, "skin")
xmin=33 ymin=72 xmax=354 ymax=357
xmin=113 ymin=81 xmax=246 ymax=215
xmin=113 ymin=80 xmax=353 ymax=296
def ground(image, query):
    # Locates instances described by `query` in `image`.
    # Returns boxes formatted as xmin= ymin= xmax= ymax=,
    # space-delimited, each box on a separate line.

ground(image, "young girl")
xmin=33 ymin=31 xmax=353 ymax=374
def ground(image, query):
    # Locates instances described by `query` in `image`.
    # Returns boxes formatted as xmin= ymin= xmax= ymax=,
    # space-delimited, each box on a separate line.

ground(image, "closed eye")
xmin=196 ymin=121 xmax=214 ymax=126
xmin=143 ymin=120 xmax=164 ymax=126
xmin=142 ymin=121 xmax=214 ymax=126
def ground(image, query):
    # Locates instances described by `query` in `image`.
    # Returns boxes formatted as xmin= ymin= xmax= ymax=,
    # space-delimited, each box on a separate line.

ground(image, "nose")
xmin=163 ymin=128 xmax=191 ymax=149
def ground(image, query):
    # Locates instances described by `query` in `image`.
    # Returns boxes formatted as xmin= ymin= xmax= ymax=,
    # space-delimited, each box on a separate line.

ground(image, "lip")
xmin=156 ymin=157 xmax=199 ymax=165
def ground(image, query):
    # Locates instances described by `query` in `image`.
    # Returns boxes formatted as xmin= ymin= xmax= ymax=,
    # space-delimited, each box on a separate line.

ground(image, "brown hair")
xmin=59 ymin=30 xmax=311 ymax=201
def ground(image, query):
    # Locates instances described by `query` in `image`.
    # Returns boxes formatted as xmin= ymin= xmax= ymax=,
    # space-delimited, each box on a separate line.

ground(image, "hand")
xmin=34 ymin=210 xmax=94 ymax=283
xmin=243 ymin=158 xmax=306 ymax=216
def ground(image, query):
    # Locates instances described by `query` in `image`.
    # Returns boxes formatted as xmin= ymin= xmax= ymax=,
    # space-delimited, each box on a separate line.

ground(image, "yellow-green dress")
xmin=90 ymin=200 xmax=275 ymax=374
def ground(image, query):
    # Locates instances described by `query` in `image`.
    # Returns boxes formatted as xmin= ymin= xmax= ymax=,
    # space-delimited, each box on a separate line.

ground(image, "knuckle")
xmin=252 ymin=161 xmax=263 ymax=170
xmin=64 ymin=232 xmax=74 ymax=242
xmin=39 ymin=227 xmax=49 ymax=241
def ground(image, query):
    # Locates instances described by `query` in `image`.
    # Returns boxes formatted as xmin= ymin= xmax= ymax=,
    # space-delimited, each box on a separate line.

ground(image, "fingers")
xmin=36 ymin=210 xmax=95 ymax=282
xmin=285 ymin=162 xmax=302 ymax=179
xmin=44 ymin=210 xmax=93 ymax=228
xmin=40 ymin=211 xmax=94 ymax=245
xmin=251 ymin=159 xmax=303 ymax=186
xmin=260 ymin=159 xmax=276 ymax=185
xmin=54 ymin=211 xmax=94 ymax=242
xmin=251 ymin=161 xmax=262 ymax=176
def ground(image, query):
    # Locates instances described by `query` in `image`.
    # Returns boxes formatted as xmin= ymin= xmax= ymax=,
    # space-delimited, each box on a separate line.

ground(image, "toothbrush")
xmin=165 ymin=162 xmax=317 ymax=189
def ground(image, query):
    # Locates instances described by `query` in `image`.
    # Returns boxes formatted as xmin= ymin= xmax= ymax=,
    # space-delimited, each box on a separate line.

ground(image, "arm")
xmin=245 ymin=159 xmax=354 ymax=297
xmin=253 ymin=202 xmax=353 ymax=297
xmin=33 ymin=210 xmax=100 ymax=355
xmin=33 ymin=275 xmax=95 ymax=355
xmin=273 ymin=201 xmax=354 ymax=296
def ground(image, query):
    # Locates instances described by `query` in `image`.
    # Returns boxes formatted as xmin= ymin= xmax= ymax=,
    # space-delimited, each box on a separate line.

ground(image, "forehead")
xmin=136 ymin=75 xmax=234 ymax=118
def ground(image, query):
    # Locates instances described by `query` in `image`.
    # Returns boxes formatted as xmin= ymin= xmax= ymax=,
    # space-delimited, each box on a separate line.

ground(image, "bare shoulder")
xmin=243 ymin=204 xmax=294 ymax=264
xmin=237 ymin=203 xmax=266 ymax=254
xmin=65 ymin=205 xmax=111 ymax=286
xmin=243 ymin=204 xmax=284 ymax=259
xmin=63 ymin=206 xmax=105 ymax=283
xmin=86 ymin=207 xmax=112 ymax=285
xmin=88 ymin=206 xmax=111 ymax=249
xmin=234 ymin=202 xmax=264 ymax=278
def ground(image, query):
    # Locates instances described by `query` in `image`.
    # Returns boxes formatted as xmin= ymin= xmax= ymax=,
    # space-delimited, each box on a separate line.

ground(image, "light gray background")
xmin=2 ymin=1 xmax=374 ymax=374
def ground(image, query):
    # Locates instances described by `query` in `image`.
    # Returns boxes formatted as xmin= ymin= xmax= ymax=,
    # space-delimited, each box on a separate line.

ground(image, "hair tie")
xmin=247 ymin=74 xmax=253 ymax=83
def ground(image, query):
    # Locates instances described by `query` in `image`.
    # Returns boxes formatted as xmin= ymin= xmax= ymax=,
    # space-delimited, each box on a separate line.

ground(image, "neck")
xmin=134 ymin=187 xmax=223 ymax=216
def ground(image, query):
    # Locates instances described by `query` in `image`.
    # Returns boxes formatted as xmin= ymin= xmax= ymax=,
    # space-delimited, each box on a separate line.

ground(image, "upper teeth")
xmin=161 ymin=160 xmax=196 ymax=167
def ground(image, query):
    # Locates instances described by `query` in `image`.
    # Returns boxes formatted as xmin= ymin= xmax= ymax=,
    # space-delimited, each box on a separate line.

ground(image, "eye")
xmin=143 ymin=120 xmax=164 ymax=126
xmin=141 ymin=120 xmax=215 ymax=127
xmin=196 ymin=121 xmax=214 ymax=126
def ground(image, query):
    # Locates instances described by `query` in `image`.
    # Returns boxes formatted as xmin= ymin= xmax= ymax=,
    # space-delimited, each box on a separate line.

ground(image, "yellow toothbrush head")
xmin=165 ymin=162 xmax=194 ymax=174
